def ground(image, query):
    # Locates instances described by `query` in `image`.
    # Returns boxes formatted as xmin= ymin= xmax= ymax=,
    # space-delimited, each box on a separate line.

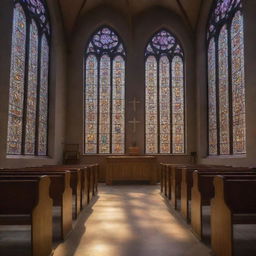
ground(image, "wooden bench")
xmin=170 ymin=165 xmax=214 ymax=209
xmin=191 ymin=170 xmax=256 ymax=240
xmin=160 ymin=163 xmax=189 ymax=201
xmin=44 ymin=164 xmax=99 ymax=207
xmin=28 ymin=166 xmax=82 ymax=218
xmin=160 ymin=163 xmax=165 ymax=194
xmin=181 ymin=166 xmax=253 ymax=222
xmin=44 ymin=165 xmax=90 ymax=209
xmin=0 ymin=170 xmax=72 ymax=240
xmin=211 ymin=175 xmax=256 ymax=256
xmin=0 ymin=176 xmax=53 ymax=256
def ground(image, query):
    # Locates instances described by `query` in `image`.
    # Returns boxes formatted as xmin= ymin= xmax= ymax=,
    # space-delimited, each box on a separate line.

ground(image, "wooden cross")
xmin=128 ymin=117 xmax=141 ymax=133
xmin=129 ymin=97 xmax=140 ymax=112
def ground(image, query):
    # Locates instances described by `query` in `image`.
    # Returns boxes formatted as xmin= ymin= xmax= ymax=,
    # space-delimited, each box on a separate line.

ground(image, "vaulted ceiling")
xmin=58 ymin=0 xmax=203 ymax=35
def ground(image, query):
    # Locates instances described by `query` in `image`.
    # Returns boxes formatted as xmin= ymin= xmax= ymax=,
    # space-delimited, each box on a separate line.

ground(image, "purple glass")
xmin=146 ymin=29 xmax=183 ymax=56
xmin=92 ymin=27 xmax=119 ymax=50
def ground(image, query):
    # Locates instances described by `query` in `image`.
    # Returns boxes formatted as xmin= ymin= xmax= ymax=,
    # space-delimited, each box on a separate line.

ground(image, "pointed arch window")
xmin=7 ymin=0 xmax=51 ymax=156
xmin=145 ymin=29 xmax=185 ymax=154
xmin=207 ymin=0 xmax=246 ymax=155
xmin=84 ymin=26 xmax=126 ymax=154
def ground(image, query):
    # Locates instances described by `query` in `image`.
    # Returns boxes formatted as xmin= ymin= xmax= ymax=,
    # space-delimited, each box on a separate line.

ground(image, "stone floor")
xmin=53 ymin=185 xmax=211 ymax=256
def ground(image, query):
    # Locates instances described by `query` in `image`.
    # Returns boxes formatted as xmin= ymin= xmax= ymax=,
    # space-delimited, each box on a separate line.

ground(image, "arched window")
xmin=207 ymin=0 xmax=245 ymax=155
xmin=145 ymin=29 xmax=185 ymax=154
xmin=84 ymin=26 xmax=126 ymax=154
xmin=7 ymin=0 xmax=50 ymax=156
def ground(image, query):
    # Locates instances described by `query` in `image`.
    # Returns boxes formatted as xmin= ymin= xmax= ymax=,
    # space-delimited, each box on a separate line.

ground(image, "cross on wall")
xmin=128 ymin=97 xmax=141 ymax=112
xmin=128 ymin=117 xmax=141 ymax=133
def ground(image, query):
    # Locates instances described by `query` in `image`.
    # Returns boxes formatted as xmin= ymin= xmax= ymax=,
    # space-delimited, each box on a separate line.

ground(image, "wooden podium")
xmin=106 ymin=156 xmax=157 ymax=185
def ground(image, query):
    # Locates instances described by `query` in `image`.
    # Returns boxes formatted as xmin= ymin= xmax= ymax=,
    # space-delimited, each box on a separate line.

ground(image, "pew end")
xmin=211 ymin=176 xmax=233 ymax=256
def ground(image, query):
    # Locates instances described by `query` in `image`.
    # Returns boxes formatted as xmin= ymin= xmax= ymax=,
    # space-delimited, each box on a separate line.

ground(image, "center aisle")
xmin=53 ymin=185 xmax=211 ymax=256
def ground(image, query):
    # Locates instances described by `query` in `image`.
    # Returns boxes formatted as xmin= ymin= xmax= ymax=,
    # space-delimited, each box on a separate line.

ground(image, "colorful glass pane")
xmin=145 ymin=56 xmax=158 ymax=154
xmin=172 ymin=56 xmax=184 ymax=154
xmin=145 ymin=29 xmax=185 ymax=154
xmin=87 ymin=27 xmax=125 ymax=56
xmin=7 ymin=4 xmax=26 ymax=155
xmin=84 ymin=26 xmax=126 ymax=154
xmin=207 ymin=0 xmax=241 ymax=39
xmin=218 ymin=25 xmax=230 ymax=155
xmin=159 ymin=55 xmax=170 ymax=154
xmin=99 ymin=55 xmax=111 ymax=154
xmin=112 ymin=56 xmax=125 ymax=154
xmin=38 ymin=34 xmax=49 ymax=156
xmin=145 ymin=29 xmax=183 ymax=57
xmin=85 ymin=55 xmax=98 ymax=154
xmin=21 ymin=0 xmax=50 ymax=34
xmin=231 ymin=11 xmax=246 ymax=154
xmin=25 ymin=20 xmax=38 ymax=155
xmin=208 ymin=38 xmax=218 ymax=155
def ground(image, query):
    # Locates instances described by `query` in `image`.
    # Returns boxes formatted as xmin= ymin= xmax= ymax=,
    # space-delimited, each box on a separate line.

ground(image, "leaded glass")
xmin=218 ymin=25 xmax=230 ymax=155
xmin=112 ymin=56 xmax=125 ymax=154
xmin=25 ymin=20 xmax=38 ymax=155
xmin=7 ymin=4 xmax=26 ymax=155
xmin=84 ymin=26 xmax=126 ymax=154
xmin=207 ymin=0 xmax=241 ymax=40
xmin=7 ymin=0 xmax=50 ymax=156
xmin=231 ymin=11 xmax=246 ymax=154
xmin=159 ymin=55 xmax=170 ymax=154
xmin=145 ymin=29 xmax=185 ymax=154
xmin=208 ymin=38 xmax=218 ymax=155
xmin=20 ymin=0 xmax=50 ymax=34
xmin=85 ymin=55 xmax=98 ymax=154
xmin=145 ymin=56 xmax=158 ymax=154
xmin=172 ymin=56 xmax=184 ymax=154
xmin=38 ymin=34 xmax=49 ymax=156
xmin=207 ymin=0 xmax=245 ymax=156
xmin=99 ymin=55 xmax=111 ymax=154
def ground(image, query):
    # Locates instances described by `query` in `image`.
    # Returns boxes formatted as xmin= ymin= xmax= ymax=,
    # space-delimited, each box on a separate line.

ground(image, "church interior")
xmin=1 ymin=0 xmax=256 ymax=255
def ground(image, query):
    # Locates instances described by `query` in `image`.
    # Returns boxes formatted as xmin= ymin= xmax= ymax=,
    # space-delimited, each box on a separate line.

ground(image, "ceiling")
xmin=58 ymin=0 xmax=203 ymax=35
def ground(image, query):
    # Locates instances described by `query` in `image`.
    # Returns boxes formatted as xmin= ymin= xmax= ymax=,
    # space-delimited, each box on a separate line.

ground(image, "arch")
xmin=84 ymin=26 xmax=126 ymax=154
xmin=7 ymin=0 xmax=51 ymax=156
xmin=145 ymin=29 xmax=185 ymax=154
xmin=206 ymin=0 xmax=246 ymax=155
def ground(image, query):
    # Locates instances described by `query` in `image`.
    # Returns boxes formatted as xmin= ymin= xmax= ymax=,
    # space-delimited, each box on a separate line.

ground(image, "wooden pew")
xmin=191 ymin=170 xmax=256 ymax=240
xmin=160 ymin=163 xmax=165 ymax=194
xmin=0 ymin=170 xmax=72 ymax=240
xmin=170 ymin=165 xmax=210 ymax=209
xmin=160 ymin=164 xmax=189 ymax=201
xmin=44 ymin=164 xmax=99 ymax=207
xmin=44 ymin=165 xmax=90 ymax=209
xmin=28 ymin=166 xmax=82 ymax=218
xmin=65 ymin=164 xmax=99 ymax=200
xmin=211 ymin=176 xmax=256 ymax=256
xmin=180 ymin=166 xmax=253 ymax=222
xmin=0 ymin=176 xmax=53 ymax=256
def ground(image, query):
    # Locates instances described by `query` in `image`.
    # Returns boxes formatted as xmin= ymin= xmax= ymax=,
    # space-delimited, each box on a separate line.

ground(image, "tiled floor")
xmin=53 ymin=185 xmax=211 ymax=256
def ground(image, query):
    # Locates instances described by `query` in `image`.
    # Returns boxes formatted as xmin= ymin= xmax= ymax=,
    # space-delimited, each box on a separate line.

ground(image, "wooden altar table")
xmin=106 ymin=156 xmax=157 ymax=185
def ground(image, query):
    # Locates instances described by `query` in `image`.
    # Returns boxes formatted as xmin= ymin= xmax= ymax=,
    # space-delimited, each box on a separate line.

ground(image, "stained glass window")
xmin=25 ymin=20 xmax=38 ymax=155
xmin=172 ymin=56 xmax=185 ymax=154
xmin=218 ymin=25 xmax=230 ymax=155
xmin=145 ymin=29 xmax=185 ymax=154
xmin=207 ymin=0 xmax=246 ymax=155
xmin=38 ymin=34 xmax=49 ymax=156
xmin=7 ymin=0 xmax=51 ymax=156
xmin=208 ymin=38 xmax=217 ymax=155
xmin=231 ymin=11 xmax=246 ymax=154
xmin=84 ymin=26 xmax=126 ymax=154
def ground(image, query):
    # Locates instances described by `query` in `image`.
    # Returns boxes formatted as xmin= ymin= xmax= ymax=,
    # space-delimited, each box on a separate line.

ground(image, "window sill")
xmin=205 ymin=154 xmax=247 ymax=159
xmin=81 ymin=154 xmax=191 ymax=157
xmin=6 ymin=155 xmax=51 ymax=160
